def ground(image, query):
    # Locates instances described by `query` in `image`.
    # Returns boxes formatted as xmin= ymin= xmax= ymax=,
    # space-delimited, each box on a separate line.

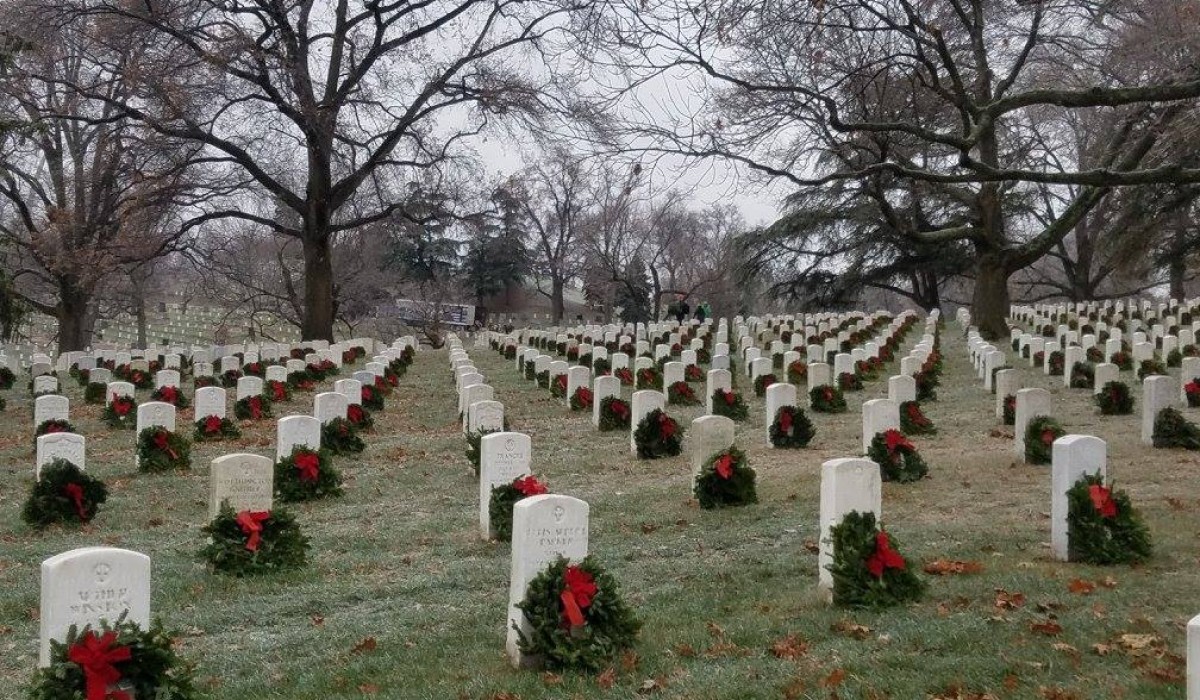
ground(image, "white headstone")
xmin=136 ymin=401 xmax=176 ymax=433
xmin=861 ymin=399 xmax=900 ymax=454
xmin=277 ymin=415 xmax=322 ymax=461
xmin=313 ymin=391 xmax=349 ymax=425
xmin=593 ymin=376 xmax=621 ymax=427
xmin=479 ymin=432 xmax=532 ymax=540
xmin=819 ymin=458 xmax=881 ymax=593
xmin=34 ymin=394 xmax=69 ymax=426
xmin=1143 ymin=374 xmax=1179 ymax=445
xmin=209 ymin=453 xmax=274 ymax=519
xmin=236 ymin=376 xmax=264 ymax=401
xmin=887 ymin=375 xmax=916 ymax=404
xmin=1014 ymin=388 xmax=1052 ymax=459
xmin=1050 ymin=435 xmax=1106 ymax=561
xmin=705 ymin=369 xmax=732 ymax=414
xmin=630 ymin=390 xmax=666 ymax=455
xmin=995 ymin=369 xmax=1020 ymax=419
xmin=194 ymin=387 xmax=227 ymax=419
xmin=36 ymin=433 xmax=86 ymax=479
xmin=688 ymin=415 xmax=735 ymax=472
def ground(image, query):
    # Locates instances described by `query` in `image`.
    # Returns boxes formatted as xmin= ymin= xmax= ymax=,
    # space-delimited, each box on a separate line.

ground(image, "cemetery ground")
xmin=1 ymin=331 xmax=1197 ymax=699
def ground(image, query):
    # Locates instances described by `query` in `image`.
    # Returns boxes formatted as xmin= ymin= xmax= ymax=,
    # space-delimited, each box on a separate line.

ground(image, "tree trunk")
xmin=972 ymin=255 xmax=1012 ymax=340
xmin=301 ymin=235 xmax=336 ymax=341
xmin=550 ymin=277 xmax=565 ymax=322
xmin=56 ymin=284 xmax=91 ymax=353
xmin=1169 ymin=255 xmax=1187 ymax=300
xmin=912 ymin=269 xmax=941 ymax=312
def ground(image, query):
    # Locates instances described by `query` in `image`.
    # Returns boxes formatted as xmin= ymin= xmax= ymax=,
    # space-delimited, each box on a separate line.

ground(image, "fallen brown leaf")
xmin=832 ymin=620 xmax=872 ymax=640
xmin=1067 ymin=579 xmax=1095 ymax=595
xmin=924 ymin=559 xmax=984 ymax=576
xmin=351 ymin=637 xmax=377 ymax=654
xmin=769 ymin=634 xmax=808 ymax=660
xmin=1030 ymin=620 xmax=1063 ymax=636
xmin=821 ymin=668 xmax=846 ymax=688
xmin=596 ymin=668 xmax=616 ymax=689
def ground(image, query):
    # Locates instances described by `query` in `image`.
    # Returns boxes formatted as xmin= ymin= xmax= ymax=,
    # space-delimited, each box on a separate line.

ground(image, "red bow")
xmin=203 ymin=415 xmax=222 ymax=435
xmin=62 ymin=482 xmax=88 ymax=520
xmin=883 ymin=429 xmax=912 ymax=453
xmin=722 ymin=390 xmax=735 ymax=406
xmin=159 ymin=386 xmax=177 ymax=403
xmin=556 ymin=375 xmax=567 ymax=390
xmin=1089 ymin=484 xmax=1118 ymax=518
xmin=560 ymin=566 xmax=598 ymax=628
xmin=361 ymin=387 xmax=373 ymax=402
xmin=348 ymin=405 xmax=365 ymax=424
xmin=1040 ymin=428 xmax=1057 ymax=447
xmin=779 ymin=409 xmax=793 ymax=433
xmin=248 ymin=397 xmax=262 ymax=420
xmin=865 ymin=531 xmax=906 ymax=578
xmin=67 ymin=630 xmax=132 ymax=700
xmin=1187 ymin=382 xmax=1200 ymax=396
xmin=375 ymin=376 xmax=386 ymax=389
xmin=658 ymin=414 xmax=676 ymax=439
xmin=113 ymin=399 xmax=132 ymax=416
xmin=45 ymin=423 xmax=66 ymax=434
xmin=822 ymin=387 xmax=833 ymax=401
xmin=611 ymin=400 xmax=629 ymax=418
xmin=271 ymin=383 xmax=287 ymax=401
xmin=236 ymin=510 xmax=271 ymax=551
xmin=577 ymin=388 xmax=593 ymax=404
xmin=715 ymin=453 xmax=734 ymax=479
xmin=294 ymin=452 xmax=320 ymax=482
xmin=153 ymin=430 xmax=178 ymax=461
xmin=513 ymin=475 xmax=548 ymax=496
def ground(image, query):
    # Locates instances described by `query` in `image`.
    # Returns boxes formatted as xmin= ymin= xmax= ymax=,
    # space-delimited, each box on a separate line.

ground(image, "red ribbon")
xmin=361 ymin=387 xmax=373 ymax=403
xmin=611 ymin=400 xmax=629 ymax=418
xmin=883 ymin=429 xmax=913 ymax=453
xmin=722 ymin=390 xmax=735 ymax=406
xmin=113 ymin=399 xmax=132 ymax=416
xmin=203 ymin=415 xmax=222 ymax=435
xmin=348 ymin=405 xmax=365 ymax=424
xmin=658 ymin=413 xmax=676 ymax=439
xmin=576 ymin=388 xmax=593 ymax=405
xmin=67 ymin=630 xmax=132 ymax=700
xmin=236 ymin=510 xmax=271 ymax=551
xmin=1089 ymin=484 xmax=1118 ymax=518
xmin=865 ymin=531 xmax=906 ymax=578
xmin=294 ymin=452 xmax=320 ymax=482
xmin=271 ymin=382 xmax=287 ymax=401
xmin=248 ymin=397 xmax=262 ymax=420
xmin=715 ymin=454 xmax=734 ymax=479
xmin=513 ymin=475 xmax=548 ymax=496
xmin=63 ymin=482 xmax=88 ymax=520
xmin=45 ymin=423 xmax=66 ymax=434
xmin=159 ymin=386 xmax=177 ymax=403
xmin=779 ymin=409 xmax=793 ymax=433
xmin=560 ymin=566 xmax=597 ymax=628
xmin=153 ymin=430 xmax=178 ymax=461
xmin=1041 ymin=428 xmax=1057 ymax=447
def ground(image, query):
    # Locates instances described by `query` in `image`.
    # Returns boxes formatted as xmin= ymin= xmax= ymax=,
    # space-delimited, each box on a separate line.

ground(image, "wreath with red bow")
xmin=769 ymin=405 xmax=815 ymax=448
xmin=684 ymin=364 xmax=704 ymax=382
xmin=598 ymin=396 xmax=632 ymax=432
xmin=1024 ymin=415 xmax=1065 ymax=465
xmin=570 ymin=386 xmax=594 ymax=411
xmin=694 ymin=447 xmax=757 ymax=509
xmin=514 ymin=556 xmax=641 ymax=671
xmin=361 ymin=384 xmax=385 ymax=411
xmin=243 ymin=362 xmax=266 ymax=378
xmin=136 ymin=427 xmax=191 ymax=473
xmin=234 ymin=394 xmax=273 ymax=421
xmin=1137 ymin=358 xmax=1167 ymax=381
xmin=488 ymin=474 xmax=549 ymax=542
xmin=786 ymin=360 xmax=807 ymax=385
xmin=827 ymin=510 xmax=924 ymax=609
xmin=1185 ymin=380 xmax=1200 ymax=408
xmin=1095 ymin=381 xmax=1133 ymax=415
xmin=193 ymin=415 xmax=242 ymax=441
xmin=347 ymin=403 xmax=374 ymax=431
xmin=752 ymin=372 xmax=778 ymax=397
xmin=1046 ymin=350 xmax=1065 ymax=376
xmin=265 ymin=379 xmax=292 ymax=403
xmin=809 ymin=385 xmax=847 ymax=413
xmin=29 ymin=616 xmax=199 ymax=700
xmin=711 ymin=388 xmax=749 ymax=422
xmin=614 ymin=367 xmax=634 ymax=386
xmin=84 ymin=381 xmax=107 ymax=405
xmin=102 ymin=396 xmax=137 ymax=430
xmin=1002 ymin=394 xmax=1016 ymax=425
xmin=867 ymin=429 xmax=928 ymax=483
xmin=321 ymin=417 xmax=365 ymax=455
xmin=287 ymin=371 xmax=317 ymax=392
xmin=35 ymin=418 xmax=76 ymax=440
xmin=21 ymin=459 xmax=107 ymax=529
xmin=1069 ymin=361 xmax=1094 ymax=389
xmin=1065 ymin=474 xmax=1152 ymax=565
xmin=550 ymin=373 xmax=568 ymax=398
xmin=220 ymin=369 xmax=243 ymax=388
xmin=193 ymin=375 xmax=218 ymax=390
xmin=126 ymin=369 xmax=153 ymax=390
xmin=633 ymin=408 xmax=683 ymax=459
xmin=148 ymin=385 xmax=190 ymax=409
xmin=1110 ymin=350 xmax=1133 ymax=371
xmin=275 ymin=446 xmax=343 ymax=501
xmin=899 ymin=401 xmax=936 ymax=435
xmin=199 ymin=502 xmax=309 ymax=576
xmin=667 ymin=380 xmax=699 ymax=406
xmin=635 ymin=367 xmax=662 ymax=390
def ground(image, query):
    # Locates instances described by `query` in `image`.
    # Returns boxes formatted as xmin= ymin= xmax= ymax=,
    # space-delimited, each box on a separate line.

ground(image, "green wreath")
xmin=827 ymin=510 xmax=924 ymax=609
xmin=809 ymin=385 xmax=847 ymax=413
xmin=102 ymin=396 xmax=138 ymax=429
xmin=504 ymin=345 xmax=517 ymax=360
xmin=21 ymin=459 xmax=107 ymax=528
xmin=84 ymin=382 xmax=107 ymax=404
xmin=514 ymin=556 xmax=640 ymax=672
xmin=597 ymin=397 xmax=632 ymax=432
xmin=193 ymin=375 xmax=218 ymax=390
xmin=1111 ymin=351 xmax=1133 ymax=371
xmin=633 ymin=408 xmax=683 ymax=459
xmin=1186 ymin=380 xmax=1200 ymax=408
xmin=274 ymin=446 xmax=343 ymax=501
xmin=614 ymin=368 xmax=634 ymax=386
xmin=769 ymin=405 xmax=815 ymax=448
xmin=899 ymin=401 xmax=936 ymax=435
xmin=199 ymin=502 xmax=310 ymax=576
xmin=1152 ymin=407 xmax=1200 ymax=450
xmin=867 ymin=430 xmax=928 ymax=483
xmin=233 ymin=395 xmax=273 ymax=421
xmin=837 ymin=371 xmax=863 ymax=391
xmin=570 ymin=386 xmax=594 ymax=411
xmin=466 ymin=427 xmax=504 ymax=474
xmin=126 ymin=369 xmax=153 ymax=390
xmin=1002 ymin=394 xmax=1016 ymax=425
xmin=593 ymin=358 xmax=611 ymax=376
xmin=524 ymin=362 xmax=536 ymax=381
xmin=635 ymin=367 xmax=662 ymax=390
xmin=1137 ymin=358 xmax=1167 ymax=381
xmin=914 ymin=370 xmax=938 ymax=401
xmin=753 ymin=373 xmax=777 ymax=397
xmin=321 ymin=417 xmax=365 ymax=455
xmin=786 ymin=360 xmax=807 ymax=385
xmin=488 ymin=474 xmax=549 ymax=542
xmin=535 ymin=370 xmax=550 ymax=388
xmin=28 ymin=615 xmax=199 ymax=700
xmin=710 ymin=388 xmax=749 ymax=422
xmin=193 ymin=415 xmax=242 ymax=441
xmin=694 ymin=447 xmax=757 ymax=509
xmin=264 ymin=379 xmax=292 ymax=403
xmin=1095 ymin=381 xmax=1134 ymax=415
xmin=361 ymin=384 xmax=385 ymax=410
xmin=577 ymin=352 xmax=593 ymax=368
xmin=1065 ymin=474 xmax=1152 ymax=565
xmin=150 ymin=386 xmax=190 ymax=409
xmin=35 ymin=419 xmax=76 ymax=439
xmin=1069 ymin=362 xmax=1094 ymax=389
xmin=347 ymin=403 xmax=374 ymax=431
xmin=1024 ymin=415 xmax=1065 ymax=465
xmin=0 ymin=365 xmax=14 ymax=389
xmin=136 ymin=427 xmax=192 ymax=473
xmin=667 ymin=380 xmax=700 ymax=405
xmin=287 ymin=371 xmax=317 ymax=391
xmin=1046 ymin=350 xmax=1065 ymax=376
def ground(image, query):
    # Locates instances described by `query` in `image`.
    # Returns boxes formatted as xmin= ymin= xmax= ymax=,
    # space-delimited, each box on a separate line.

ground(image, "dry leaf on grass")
xmin=1067 ymin=579 xmax=1095 ymax=595
xmin=831 ymin=620 xmax=872 ymax=640
xmin=769 ymin=634 xmax=808 ymax=659
xmin=924 ymin=559 xmax=984 ymax=575
xmin=351 ymin=637 xmax=377 ymax=654
xmin=1029 ymin=620 xmax=1063 ymax=636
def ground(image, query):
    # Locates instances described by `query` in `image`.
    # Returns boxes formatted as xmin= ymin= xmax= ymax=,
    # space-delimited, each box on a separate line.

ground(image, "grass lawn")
xmin=1 ymin=325 xmax=1196 ymax=699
